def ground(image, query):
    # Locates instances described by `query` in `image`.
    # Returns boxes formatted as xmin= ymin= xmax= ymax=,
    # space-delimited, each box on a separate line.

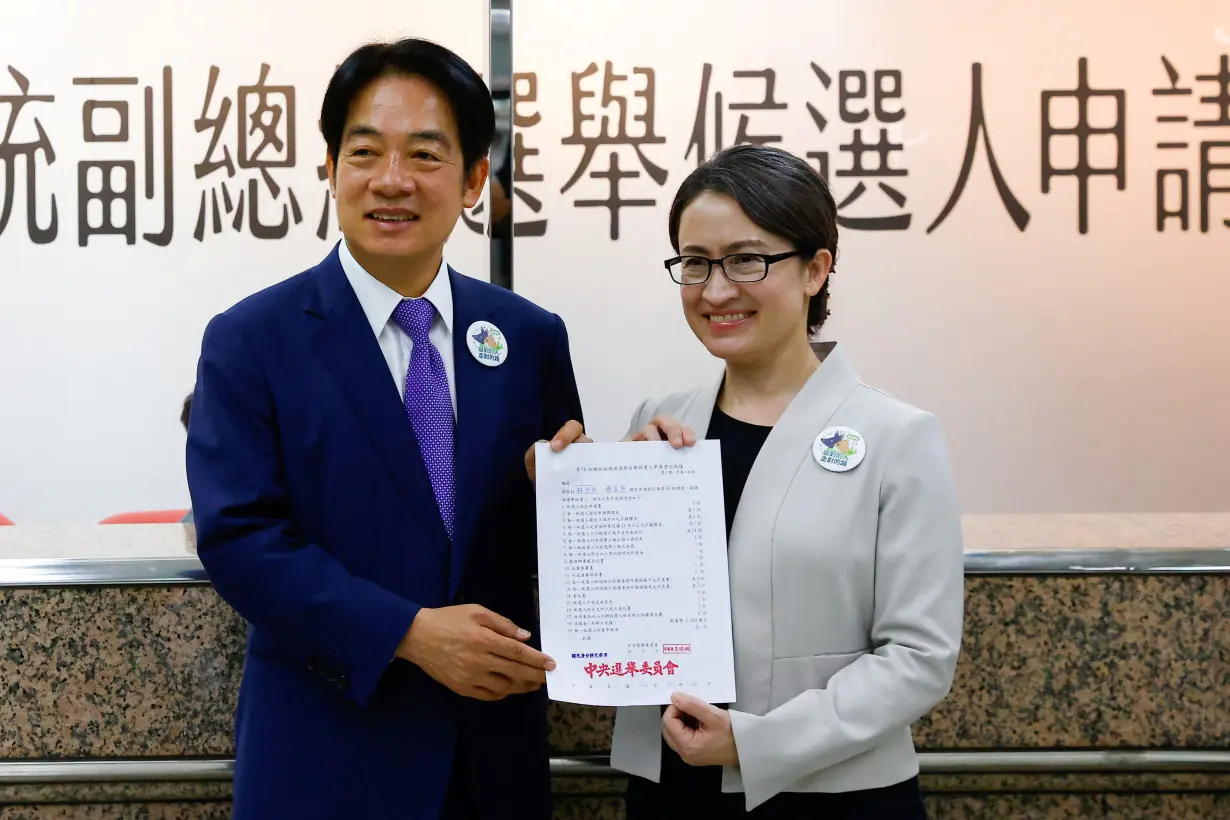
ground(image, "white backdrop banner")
xmin=510 ymin=0 xmax=1230 ymax=513
xmin=0 ymin=0 xmax=491 ymax=523
xmin=2 ymin=1 xmax=1228 ymax=523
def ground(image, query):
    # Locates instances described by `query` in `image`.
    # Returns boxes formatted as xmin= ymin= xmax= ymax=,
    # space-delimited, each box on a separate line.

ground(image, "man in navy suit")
xmin=186 ymin=38 xmax=584 ymax=819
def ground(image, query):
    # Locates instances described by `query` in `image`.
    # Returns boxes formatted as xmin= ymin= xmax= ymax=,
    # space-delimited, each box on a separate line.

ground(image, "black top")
xmin=707 ymin=405 xmax=773 ymax=540
xmin=623 ymin=404 xmax=926 ymax=819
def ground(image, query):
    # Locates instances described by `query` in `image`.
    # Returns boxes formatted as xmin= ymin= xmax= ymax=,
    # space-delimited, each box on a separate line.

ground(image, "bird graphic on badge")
xmin=821 ymin=429 xmax=854 ymax=455
xmin=471 ymin=325 xmax=503 ymax=352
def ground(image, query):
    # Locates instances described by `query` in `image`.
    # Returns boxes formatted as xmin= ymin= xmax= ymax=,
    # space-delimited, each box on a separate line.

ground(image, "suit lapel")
xmin=306 ymin=250 xmax=451 ymax=555
xmin=679 ymin=374 xmax=722 ymax=440
xmin=724 ymin=342 xmax=861 ymax=716
xmin=447 ymin=269 xmax=505 ymax=598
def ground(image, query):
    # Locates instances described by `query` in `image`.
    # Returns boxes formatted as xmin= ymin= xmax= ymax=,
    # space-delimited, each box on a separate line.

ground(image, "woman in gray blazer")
xmin=540 ymin=143 xmax=964 ymax=817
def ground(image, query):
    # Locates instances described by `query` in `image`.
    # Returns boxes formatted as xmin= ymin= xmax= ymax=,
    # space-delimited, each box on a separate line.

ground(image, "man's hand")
xmin=661 ymin=692 xmax=739 ymax=767
xmin=625 ymin=414 xmax=697 ymax=449
xmin=396 ymin=605 xmax=556 ymax=701
xmin=525 ymin=419 xmax=590 ymax=483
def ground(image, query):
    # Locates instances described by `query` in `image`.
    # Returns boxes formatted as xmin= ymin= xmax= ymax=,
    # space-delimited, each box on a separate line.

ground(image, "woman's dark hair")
xmin=667 ymin=144 xmax=839 ymax=335
xmin=320 ymin=38 xmax=495 ymax=174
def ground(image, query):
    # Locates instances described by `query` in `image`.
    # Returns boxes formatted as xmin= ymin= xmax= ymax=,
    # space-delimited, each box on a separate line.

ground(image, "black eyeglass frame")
xmin=663 ymin=250 xmax=806 ymax=285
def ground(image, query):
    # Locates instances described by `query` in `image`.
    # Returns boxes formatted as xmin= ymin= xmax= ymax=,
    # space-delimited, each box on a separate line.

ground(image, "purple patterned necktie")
xmin=391 ymin=298 xmax=456 ymax=542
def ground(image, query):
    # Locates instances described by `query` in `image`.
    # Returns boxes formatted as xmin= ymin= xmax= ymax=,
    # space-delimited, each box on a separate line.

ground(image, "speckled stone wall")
xmin=549 ymin=575 xmax=1230 ymax=754
xmin=2 ymin=574 xmax=1228 ymax=817
xmin=0 ymin=587 xmax=242 ymax=758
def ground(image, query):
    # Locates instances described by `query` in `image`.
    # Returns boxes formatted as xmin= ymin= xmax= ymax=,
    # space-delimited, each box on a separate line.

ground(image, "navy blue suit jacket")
xmin=186 ymin=245 xmax=583 ymax=819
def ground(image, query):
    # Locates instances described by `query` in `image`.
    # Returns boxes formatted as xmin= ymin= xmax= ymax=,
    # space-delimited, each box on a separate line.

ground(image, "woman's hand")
xmin=524 ymin=420 xmax=590 ymax=484
xmin=624 ymin=414 xmax=697 ymax=449
xmin=661 ymin=692 xmax=739 ymax=767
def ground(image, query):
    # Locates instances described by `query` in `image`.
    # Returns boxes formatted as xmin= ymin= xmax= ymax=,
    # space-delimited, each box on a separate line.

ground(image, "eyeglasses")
xmin=664 ymin=250 xmax=804 ymax=285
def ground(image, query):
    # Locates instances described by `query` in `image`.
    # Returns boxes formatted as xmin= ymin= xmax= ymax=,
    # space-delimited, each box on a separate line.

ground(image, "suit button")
xmin=456 ymin=595 xmax=467 ymax=605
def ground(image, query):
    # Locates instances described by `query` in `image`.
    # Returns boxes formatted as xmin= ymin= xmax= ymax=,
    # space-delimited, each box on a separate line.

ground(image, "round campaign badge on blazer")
xmin=813 ymin=426 xmax=866 ymax=472
xmin=465 ymin=321 xmax=508 ymax=367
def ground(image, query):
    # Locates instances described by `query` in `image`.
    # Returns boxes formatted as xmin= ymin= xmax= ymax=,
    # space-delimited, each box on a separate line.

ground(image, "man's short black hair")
xmin=320 ymin=38 xmax=495 ymax=174
xmin=181 ymin=392 xmax=192 ymax=431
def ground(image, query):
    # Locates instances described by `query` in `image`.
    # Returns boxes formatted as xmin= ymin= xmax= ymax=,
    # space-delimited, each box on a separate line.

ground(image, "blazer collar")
xmin=304 ymin=247 xmax=450 ymax=569
xmin=335 ymin=239 xmax=455 ymax=337
xmin=303 ymin=246 xmax=507 ymax=593
xmin=446 ymin=269 xmax=507 ymax=597
xmin=681 ymin=341 xmax=861 ymax=717
xmin=300 ymin=242 xmax=348 ymax=318
xmin=302 ymin=241 xmax=460 ymax=325
xmin=678 ymin=342 xmax=858 ymax=438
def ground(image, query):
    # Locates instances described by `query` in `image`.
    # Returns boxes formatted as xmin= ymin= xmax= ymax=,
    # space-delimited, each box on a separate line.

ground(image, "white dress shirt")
xmin=337 ymin=239 xmax=457 ymax=417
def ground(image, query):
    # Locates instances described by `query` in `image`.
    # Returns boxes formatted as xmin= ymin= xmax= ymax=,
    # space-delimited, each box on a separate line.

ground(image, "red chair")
xmin=99 ymin=509 xmax=190 ymax=524
xmin=0 ymin=513 xmax=13 ymax=525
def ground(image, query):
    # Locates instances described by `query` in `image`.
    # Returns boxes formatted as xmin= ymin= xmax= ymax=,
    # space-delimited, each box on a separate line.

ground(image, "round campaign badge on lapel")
xmin=812 ymin=426 xmax=866 ymax=473
xmin=465 ymin=320 xmax=508 ymax=367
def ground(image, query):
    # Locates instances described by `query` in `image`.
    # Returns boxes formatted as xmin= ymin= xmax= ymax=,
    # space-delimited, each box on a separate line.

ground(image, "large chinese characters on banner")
xmin=511 ymin=0 xmax=1230 ymax=514
xmin=0 ymin=0 xmax=490 ymax=523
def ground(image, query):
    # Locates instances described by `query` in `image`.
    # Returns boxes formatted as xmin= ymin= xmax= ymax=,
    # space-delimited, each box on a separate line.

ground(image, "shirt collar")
xmin=337 ymin=238 xmax=453 ymax=337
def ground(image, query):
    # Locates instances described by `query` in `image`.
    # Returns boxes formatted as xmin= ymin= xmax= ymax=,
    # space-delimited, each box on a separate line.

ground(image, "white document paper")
xmin=534 ymin=440 xmax=736 ymax=706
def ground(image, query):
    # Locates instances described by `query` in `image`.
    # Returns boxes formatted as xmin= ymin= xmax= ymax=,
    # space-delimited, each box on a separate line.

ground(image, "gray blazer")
xmin=609 ymin=342 xmax=965 ymax=810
